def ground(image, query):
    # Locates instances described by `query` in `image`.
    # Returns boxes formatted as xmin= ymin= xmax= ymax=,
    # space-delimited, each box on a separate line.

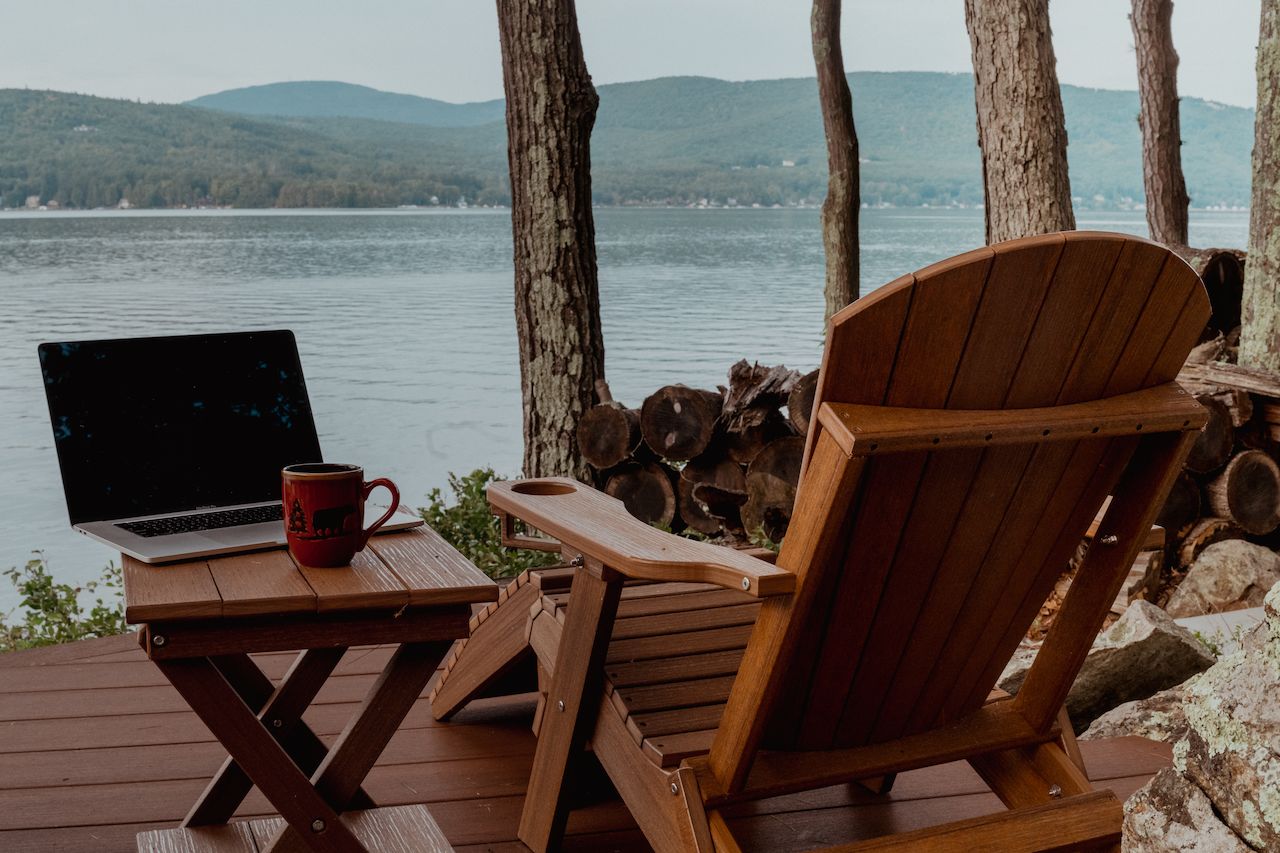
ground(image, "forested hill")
xmin=0 ymin=73 xmax=1253 ymax=210
xmin=188 ymin=81 xmax=506 ymax=128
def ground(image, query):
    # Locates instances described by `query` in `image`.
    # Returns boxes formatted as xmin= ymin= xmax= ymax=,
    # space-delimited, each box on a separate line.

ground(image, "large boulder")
xmin=1000 ymin=600 xmax=1215 ymax=730
xmin=1165 ymin=539 xmax=1280 ymax=618
xmin=1123 ymin=768 xmax=1252 ymax=852
xmin=1123 ymin=582 xmax=1280 ymax=851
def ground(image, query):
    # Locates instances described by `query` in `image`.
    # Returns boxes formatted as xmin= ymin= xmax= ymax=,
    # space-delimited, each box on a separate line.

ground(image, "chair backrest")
xmin=716 ymin=232 xmax=1206 ymax=768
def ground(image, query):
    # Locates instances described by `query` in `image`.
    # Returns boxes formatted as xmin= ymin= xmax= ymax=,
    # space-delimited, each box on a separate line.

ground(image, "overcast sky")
xmin=0 ymin=0 xmax=1262 ymax=108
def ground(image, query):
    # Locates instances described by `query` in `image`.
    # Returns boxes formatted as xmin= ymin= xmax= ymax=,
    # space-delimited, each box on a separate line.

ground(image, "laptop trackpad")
xmin=199 ymin=521 xmax=287 ymax=547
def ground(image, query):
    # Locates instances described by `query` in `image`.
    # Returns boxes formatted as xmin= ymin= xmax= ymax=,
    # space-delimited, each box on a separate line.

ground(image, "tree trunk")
xmin=964 ymin=0 xmax=1075 ymax=244
xmin=497 ymin=0 xmax=605 ymax=480
xmin=1240 ymin=0 xmax=1280 ymax=372
xmin=1131 ymin=0 xmax=1190 ymax=247
xmin=811 ymin=0 xmax=859 ymax=321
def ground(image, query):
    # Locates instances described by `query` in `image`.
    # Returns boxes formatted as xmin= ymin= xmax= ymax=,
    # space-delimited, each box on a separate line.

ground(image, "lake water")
xmin=0 ymin=207 xmax=1249 ymax=613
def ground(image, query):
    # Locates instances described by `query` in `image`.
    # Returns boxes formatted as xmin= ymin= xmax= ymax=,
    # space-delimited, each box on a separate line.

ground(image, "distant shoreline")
xmin=0 ymin=204 xmax=1252 ymax=216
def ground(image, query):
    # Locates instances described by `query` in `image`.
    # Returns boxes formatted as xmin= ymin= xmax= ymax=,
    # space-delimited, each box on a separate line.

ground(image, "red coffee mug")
xmin=282 ymin=463 xmax=400 ymax=568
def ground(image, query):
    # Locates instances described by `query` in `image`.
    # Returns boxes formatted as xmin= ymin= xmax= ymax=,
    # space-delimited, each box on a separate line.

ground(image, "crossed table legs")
xmin=155 ymin=640 xmax=450 ymax=853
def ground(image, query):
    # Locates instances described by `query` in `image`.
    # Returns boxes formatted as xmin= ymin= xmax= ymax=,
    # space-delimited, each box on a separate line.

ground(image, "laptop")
xmin=38 ymin=330 xmax=421 ymax=564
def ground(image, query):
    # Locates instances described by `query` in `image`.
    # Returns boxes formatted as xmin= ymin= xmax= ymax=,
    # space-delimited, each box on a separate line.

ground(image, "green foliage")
xmin=0 ymin=555 xmax=127 ymax=652
xmin=748 ymin=527 xmax=782 ymax=554
xmin=418 ymin=469 xmax=559 ymax=580
xmin=0 ymin=72 xmax=1254 ymax=211
xmin=1192 ymin=630 xmax=1223 ymax=658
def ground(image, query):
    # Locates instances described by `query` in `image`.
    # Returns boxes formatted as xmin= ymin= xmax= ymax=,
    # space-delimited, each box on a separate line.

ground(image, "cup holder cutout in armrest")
xmin=509 ymin=481 xmax=577 ymax=496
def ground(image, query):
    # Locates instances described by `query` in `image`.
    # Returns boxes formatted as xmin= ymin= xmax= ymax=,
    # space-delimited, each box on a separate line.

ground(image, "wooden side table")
xmin=124 ymin=526 xmax=497 ymax=853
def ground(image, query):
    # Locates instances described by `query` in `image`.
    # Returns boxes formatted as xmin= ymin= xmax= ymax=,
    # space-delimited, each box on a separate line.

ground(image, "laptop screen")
xmin=39 ymin=330 xmax=323 ymax=525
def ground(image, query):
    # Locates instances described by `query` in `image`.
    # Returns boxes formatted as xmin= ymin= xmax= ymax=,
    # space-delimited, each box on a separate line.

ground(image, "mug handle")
xmin=359 ymin=478 xmax=401 ymax=549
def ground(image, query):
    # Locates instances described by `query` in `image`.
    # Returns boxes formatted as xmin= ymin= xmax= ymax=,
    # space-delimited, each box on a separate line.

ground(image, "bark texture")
xmin=811 ymin=0 xmax=859 ymax=322
xmin=964 ymin=0 xmax=1075 ymax=244
xmin=1131 ymin=0 xmax=1190 ymax=247
xmin=497 ymin=0 xmax=605 ymax=480
xmin=1240 ymin=0 xmax=1280 ymax=372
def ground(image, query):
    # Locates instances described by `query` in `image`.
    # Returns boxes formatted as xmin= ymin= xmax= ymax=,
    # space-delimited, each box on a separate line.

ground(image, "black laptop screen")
xmin=39 ymin=330 xmax=323 ymax=525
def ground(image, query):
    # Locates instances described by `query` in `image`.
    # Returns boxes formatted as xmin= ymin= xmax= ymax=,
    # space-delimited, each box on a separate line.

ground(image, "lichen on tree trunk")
xmin=1131 ymin=0 xmax=1190 ymax=248
xmin=964 ymin=0 xmax=1075 ymax=245
xmin=812 ymin=0 xmax=859 ymax=323
xmin=1240 ymin=0 xmax=1280 ymax=373
xmin=496 ymin=0 xmax=605 ymax=481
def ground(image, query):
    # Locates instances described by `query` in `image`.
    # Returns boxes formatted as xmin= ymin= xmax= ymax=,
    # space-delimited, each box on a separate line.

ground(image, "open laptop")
xmin=38 ymin=330 xmax=421 ymax=564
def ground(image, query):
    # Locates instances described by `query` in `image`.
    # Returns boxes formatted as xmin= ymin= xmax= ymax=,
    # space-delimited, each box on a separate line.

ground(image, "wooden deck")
xmin=0 ymin=633 xmax=1170 ymax=852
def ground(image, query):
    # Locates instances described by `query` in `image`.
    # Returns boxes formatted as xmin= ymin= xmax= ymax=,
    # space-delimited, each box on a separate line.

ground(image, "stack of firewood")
xmin=1166 ymin=347 xmax=1280 ymax=570
xmin=576 ymin=361 xmax=818 ymax=542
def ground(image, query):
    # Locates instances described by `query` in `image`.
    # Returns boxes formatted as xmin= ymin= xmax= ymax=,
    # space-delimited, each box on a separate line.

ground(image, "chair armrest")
xmin=486 ymin=479 xmax=794 ymax=597
xmin=816 ymin=382 xmax=1206 ymax=458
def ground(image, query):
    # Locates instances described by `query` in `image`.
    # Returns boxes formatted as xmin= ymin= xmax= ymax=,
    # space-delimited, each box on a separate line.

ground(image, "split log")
xmin=724 ymin=410 xmax=794 ymax=465
xmin=1178 ymin=361 xmax=1280 ymax=399
xmin=720 ymin=361 xmax=800 ymax=432
xmin=741 ymin=436 xmax=805 ymax=543
xmin=787 ymin=369 xmax=819 ymax=436
xmin=1155 ymin=473 xmax=1201 ymax=536
xmin=640 ymin=385 xmax=723 ymax=461
xmin=1183 ymin=395 xmax=1234 ymax=474
xmin=679 ymin=456 xmax=748 ymax=536
xmin=1176 ymin=517 xmax=1246 ymax=568
xmin=1205 ymin=449 xmax=1280 ymax=535
xmin=604 ymin=463 xmax=678 ymax=529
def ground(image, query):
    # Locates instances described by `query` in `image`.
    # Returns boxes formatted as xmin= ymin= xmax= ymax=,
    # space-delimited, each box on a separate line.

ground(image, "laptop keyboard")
xmin=117 ymin=504 xmax=284 ymax=538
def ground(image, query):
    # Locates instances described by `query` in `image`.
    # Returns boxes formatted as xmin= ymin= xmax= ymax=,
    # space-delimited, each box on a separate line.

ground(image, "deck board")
xmin=0 ymin=634 xmax=1170 ymax=852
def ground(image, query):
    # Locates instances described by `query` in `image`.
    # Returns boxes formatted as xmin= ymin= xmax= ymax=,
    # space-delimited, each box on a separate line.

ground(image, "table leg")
xmin=185 ymin=649 xmax=375 ymax=826
xmin=158 ymin=656 xmax=366 ymax=853
xmin=261 ymin=640 xmax=452 ymax=853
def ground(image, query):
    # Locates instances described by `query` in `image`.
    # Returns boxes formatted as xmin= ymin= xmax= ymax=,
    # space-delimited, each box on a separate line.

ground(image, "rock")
xmin=999 ymin=600 xmax=1215 ymax=731
xmin=1165 ymin=539 xmax=1280 ymax=618
xmin=1123 ymin=768 xmax=1253 ymax=852
xmin=1081 ymin=686 xmax=1189 ymax=744
xmin=1171 ymin=583 xmax=1280 ymax=850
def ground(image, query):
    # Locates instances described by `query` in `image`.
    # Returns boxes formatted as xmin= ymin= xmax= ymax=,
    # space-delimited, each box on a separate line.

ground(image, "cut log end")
xmin=640 ymin=385 xmax=723 ymax=462
xmin=681 ymin=454 xmax=748 ymax=534
xmin=604 ymin=463 xmax=678 ymax=529
xmin=1206 ymin=450 xmax=1280 ymax=535
xmin=1176 ymin=517 xmax=1246 ymax=569
xmin=577 ymin=404 xmax=640 ymax=470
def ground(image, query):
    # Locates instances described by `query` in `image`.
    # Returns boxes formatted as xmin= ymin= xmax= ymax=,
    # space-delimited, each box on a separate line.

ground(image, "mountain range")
xmin=0 ymin=74 xmax=1254 ymax=210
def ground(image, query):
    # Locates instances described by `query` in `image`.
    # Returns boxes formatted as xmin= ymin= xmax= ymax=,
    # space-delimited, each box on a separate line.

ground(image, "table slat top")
xmin=123 ymin=527 xmax=496 ymax=624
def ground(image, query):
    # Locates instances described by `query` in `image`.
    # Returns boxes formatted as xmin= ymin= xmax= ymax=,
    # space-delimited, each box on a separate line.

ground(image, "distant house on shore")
xmin=24 ymin=195 xmax=40 ymax=209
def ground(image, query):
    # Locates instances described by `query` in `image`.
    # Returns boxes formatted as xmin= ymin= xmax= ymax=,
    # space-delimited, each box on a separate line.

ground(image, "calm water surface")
xmin=0 ymin=207 xmax=1248 ymax=612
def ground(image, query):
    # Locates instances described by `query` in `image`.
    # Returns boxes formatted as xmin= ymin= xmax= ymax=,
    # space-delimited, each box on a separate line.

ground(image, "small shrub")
xmin=0 ymin=554 xmax=128 ymax=652
xmin=419 ymin=468 xmax=560 ymax=580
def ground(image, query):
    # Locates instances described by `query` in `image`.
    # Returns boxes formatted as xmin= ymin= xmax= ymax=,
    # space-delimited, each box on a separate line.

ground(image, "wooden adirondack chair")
xmin=430 ymin=231 xmax=1209 ymax=852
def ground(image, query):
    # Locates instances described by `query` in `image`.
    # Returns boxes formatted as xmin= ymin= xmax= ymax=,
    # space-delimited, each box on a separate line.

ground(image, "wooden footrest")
xmin=136 ymin=805 xmax=454 ymax=852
